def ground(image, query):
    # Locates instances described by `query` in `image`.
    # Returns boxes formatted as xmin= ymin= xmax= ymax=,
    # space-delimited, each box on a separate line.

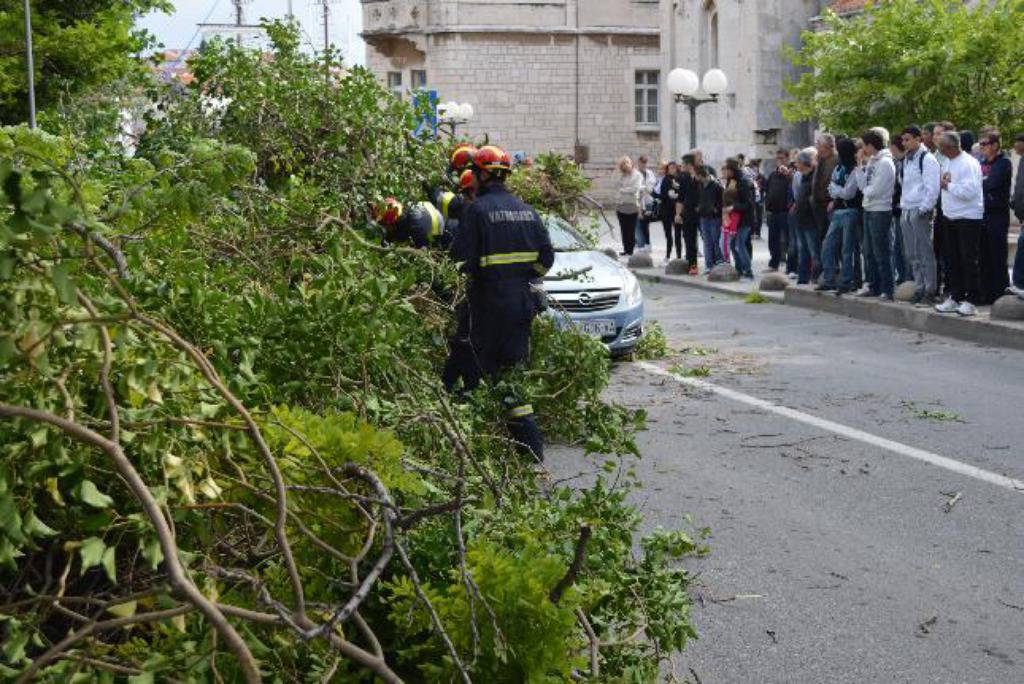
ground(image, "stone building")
xmin=360 ymin=1 xmax=663 ymax=196
xmin=360 ymin=0 xmax=875 ymax=190
xmin=659 ymin=0 xmax=837 ymax=167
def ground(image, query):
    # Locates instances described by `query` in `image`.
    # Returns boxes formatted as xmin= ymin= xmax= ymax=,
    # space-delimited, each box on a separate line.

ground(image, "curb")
xmin=632 ymin=269 xmax=785 ymax=304
xmin=633 ymin=266 xmax=1024 ymax=352
xmin=783 ymin=287 xmax=1024 ymax=352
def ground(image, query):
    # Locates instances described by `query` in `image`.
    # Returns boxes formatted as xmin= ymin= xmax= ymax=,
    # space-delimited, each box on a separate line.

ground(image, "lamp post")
xmin=437 ymin=101 xmax=474 ymax=139
xmin=667 ymin=68 xmax=728 ymax=151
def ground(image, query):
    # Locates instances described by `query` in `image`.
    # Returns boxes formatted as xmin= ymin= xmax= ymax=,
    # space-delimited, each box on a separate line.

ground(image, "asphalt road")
xmin=547 ymin=283 xmax=1024 ymax=684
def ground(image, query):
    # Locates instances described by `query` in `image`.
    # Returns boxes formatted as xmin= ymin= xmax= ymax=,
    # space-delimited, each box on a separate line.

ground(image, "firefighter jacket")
xmin=451 ymin=183 xmax=554 ymax=288
xmin=387 ymin=201 xmax=446 ymax=249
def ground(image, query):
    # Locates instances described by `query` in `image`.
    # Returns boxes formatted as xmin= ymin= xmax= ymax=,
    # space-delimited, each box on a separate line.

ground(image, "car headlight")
xmin=624 ymin=274 xmax=643 ymax=307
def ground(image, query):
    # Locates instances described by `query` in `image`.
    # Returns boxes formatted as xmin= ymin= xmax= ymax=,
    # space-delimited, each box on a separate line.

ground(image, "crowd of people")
xmin=615 ymin=123 xmax=1024 ymax=316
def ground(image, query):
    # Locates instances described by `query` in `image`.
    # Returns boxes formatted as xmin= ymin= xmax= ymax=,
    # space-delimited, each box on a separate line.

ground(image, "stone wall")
xmin=361 ymin=1 xmax=665 ymax=202
xmin=660 ymin=0 xmax=822 ymax=169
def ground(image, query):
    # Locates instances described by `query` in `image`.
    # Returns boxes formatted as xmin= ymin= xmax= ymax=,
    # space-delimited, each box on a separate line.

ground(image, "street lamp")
xmin=667 ymin=67 xmax=728 ymax=151
xmin=438 ymin=100 xmax=474 ymax=138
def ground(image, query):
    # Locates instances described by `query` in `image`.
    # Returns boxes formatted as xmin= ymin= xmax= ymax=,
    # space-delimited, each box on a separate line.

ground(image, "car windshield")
xmin=542 ymin=214 xmax=587 ymax=251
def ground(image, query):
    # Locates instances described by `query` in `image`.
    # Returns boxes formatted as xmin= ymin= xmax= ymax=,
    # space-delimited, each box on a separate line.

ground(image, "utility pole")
xmin=322 ymin=0 xmax=330 ymax=54
xmin=23 ymin=0 xmax=36 ymax=129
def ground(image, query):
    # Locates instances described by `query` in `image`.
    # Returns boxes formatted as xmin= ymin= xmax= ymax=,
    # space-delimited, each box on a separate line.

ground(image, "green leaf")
xmin=77 ymin=480 xmax=114 ymax=508
xmin=50 ymin=262 xmax=77 ymax=305
xmin=141 ymin=537 xmax=163 ymax=570
xmin=107 ymin=599 xmax=137 ymax=618
xmin=101 ymin=545 xmax=117 ymax=583
xmin=79 ymin=536 xmax=106 ymax=574
xmin=22 ymin=511 xmax=58 ymax=538
xmin=1 ymin=630 xmax=29 ymax=664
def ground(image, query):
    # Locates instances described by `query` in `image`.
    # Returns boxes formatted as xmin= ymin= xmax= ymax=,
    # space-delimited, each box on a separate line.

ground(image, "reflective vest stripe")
xmin=508 ymin=404 xmax=533 ymax=418
xmin=533 ymin=262 xmax=550 ymax=275
xmin=418 ymin=202 xmax=443 ymax=238
xmin=479 ymin=251 xmax=540 ymax=267
xmin=440 ymin=192 xmax=455 ymax=220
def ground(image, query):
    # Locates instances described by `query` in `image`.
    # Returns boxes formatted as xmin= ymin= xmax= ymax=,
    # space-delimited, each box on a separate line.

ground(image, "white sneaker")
xmin=855 ymin=285 xmax=873 ymax=296
xmin=956 ymin=301 xmax=977 ymax=317
xmin=934 ymin=297 xmax=959 ymax=313
xmin=1006 ymin=285 xmax=1024 ymax=300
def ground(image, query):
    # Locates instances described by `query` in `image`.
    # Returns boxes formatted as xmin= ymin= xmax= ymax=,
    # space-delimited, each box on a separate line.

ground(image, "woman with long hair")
xmin=818 ymin=137 xmax=863 ymax=293
xmin=614 ymin=155 xmax=643 ymax=256
xmin=656 ymin=161 xmax=680 ymax=261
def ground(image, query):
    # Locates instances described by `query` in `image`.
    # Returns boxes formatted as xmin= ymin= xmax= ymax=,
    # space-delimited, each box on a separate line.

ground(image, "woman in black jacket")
xmin=657 ymin=161 xmax=680 ymax=262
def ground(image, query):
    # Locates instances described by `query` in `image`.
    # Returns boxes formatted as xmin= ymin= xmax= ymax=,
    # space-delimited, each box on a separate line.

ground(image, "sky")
xmin=138 ymin=0 xmax=365 ymax=65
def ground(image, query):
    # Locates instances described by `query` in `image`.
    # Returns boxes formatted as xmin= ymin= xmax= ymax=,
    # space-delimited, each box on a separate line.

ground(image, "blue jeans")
xmin=821 ymin=209 xmax=859 ymax=287
xmin=864 ymin=210 xmax=894 ymax=296
xmin=699 ymin=218 xmax=722 ymax=270
xmin=731 ymin=225 xmax=753 ymax=275
xmin=635 ymin=217 xmax=651 ymax=250
xmin=1013 ymin=228 xmax=1024 ymax=289
xmin=795 ymin=225 xmax=820 ymax=283
xmin=891 ymin=213 xmax=912 ymax=284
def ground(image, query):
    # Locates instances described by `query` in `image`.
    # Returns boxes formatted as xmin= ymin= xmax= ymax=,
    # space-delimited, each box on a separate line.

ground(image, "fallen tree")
xmin=0 ymin=22 xmax=697 ymax=681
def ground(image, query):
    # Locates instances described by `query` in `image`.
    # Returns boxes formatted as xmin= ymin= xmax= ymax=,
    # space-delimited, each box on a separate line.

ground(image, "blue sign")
xmin=412 ymin=89 xmax=439 ymax=138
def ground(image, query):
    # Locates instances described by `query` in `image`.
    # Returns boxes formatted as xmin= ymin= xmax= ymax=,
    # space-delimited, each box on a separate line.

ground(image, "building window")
xmin=411 ymin=70 xmax=427 ymax=90
xmin=634 ymin=70 xmax=659 ymax=126
xmin=702 ymin=1 xmax=719 ymax=72
xmin=387 ymin=71 xmax=403 ymax=98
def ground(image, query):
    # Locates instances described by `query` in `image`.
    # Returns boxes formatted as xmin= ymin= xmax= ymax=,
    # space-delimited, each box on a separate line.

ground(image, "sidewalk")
xmin=596 ymin=216 xmax=1024 ymax=352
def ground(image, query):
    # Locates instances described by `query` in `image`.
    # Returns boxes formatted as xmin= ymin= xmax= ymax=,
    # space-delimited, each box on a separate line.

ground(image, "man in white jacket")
xmin=934 ymin=131 xmax=985 ymax=316
xmin=856 ymin=128 xmax=897 ymax=300
xmin=899 ymin=126 xmax=942 ymax=306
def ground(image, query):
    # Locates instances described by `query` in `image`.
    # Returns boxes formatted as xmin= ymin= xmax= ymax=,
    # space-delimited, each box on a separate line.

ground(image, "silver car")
xmin=539 ymin=214 xmax=645 ymax=356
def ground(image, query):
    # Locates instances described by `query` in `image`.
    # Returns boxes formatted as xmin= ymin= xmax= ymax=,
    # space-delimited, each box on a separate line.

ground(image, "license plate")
xmin=578 ymin=319 xmax=617 ymax=338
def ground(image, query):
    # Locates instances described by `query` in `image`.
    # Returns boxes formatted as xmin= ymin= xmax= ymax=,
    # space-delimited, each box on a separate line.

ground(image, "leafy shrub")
xmin=508 ymin=152 xmax=592 ymax=223
xmin=634 ymin=320 xmax=668 ymax=360
xmin=0 ymin=22 xmax=695 ymax=682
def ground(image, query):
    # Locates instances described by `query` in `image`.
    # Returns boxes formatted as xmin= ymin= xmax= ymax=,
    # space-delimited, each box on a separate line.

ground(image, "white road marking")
xmin=637 ymin=361 xmax=1024 ymax=492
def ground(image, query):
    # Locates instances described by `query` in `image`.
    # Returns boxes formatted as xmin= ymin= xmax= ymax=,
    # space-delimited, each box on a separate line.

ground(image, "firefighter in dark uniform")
xmin=441 ymin=169 xmax=479 ymax=393
xmin=375 ymin=198 xmax=447 ymax=249
xmin=450 ymin=145 xmax=554 ymax=460
xmin=433 ymin=145 xmax=477 ymax=237
xmin=433 ymin=169 xmax=476 ymax=239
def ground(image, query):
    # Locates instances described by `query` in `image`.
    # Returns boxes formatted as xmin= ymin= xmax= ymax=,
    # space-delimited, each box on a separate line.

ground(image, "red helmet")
xmin=450 ymin=144 xmax=477 ymax=171
xmin=473 ymin=145 xmax=512 ymax=173
xmin=374 ymin=197 xmax=403 ymax=226
xmin=458 ymin=169 xmax=475 ymax=191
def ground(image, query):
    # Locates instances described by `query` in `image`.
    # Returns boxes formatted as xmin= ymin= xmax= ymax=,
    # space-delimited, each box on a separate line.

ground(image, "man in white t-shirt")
xmin=934 ymin=131 xmax=985 ymax=317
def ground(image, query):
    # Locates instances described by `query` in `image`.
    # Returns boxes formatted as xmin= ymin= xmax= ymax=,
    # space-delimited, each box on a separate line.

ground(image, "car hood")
xmin=542 ymin=250 xmax=630 ymax=292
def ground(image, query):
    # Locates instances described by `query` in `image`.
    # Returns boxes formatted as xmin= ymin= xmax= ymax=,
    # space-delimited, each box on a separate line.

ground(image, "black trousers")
xmin=767 ymin=211 xmax=788 ymax=269
xmin=980 ymin=210 xmax=1010 ymax=304
xmin=682 ymin=219 xmax=699 ymax=266
xmin=462 ymin=285 xmax=544 ymax=460
xmin=943 ymin=218 xmax=983 ymax=305
xmin=813 ymin=203 xmax=830 ymax=249
xmin=661 ymin=208 xmax=675 ymax=259
xmin=617 ymin=211 xmax=638 ymax=255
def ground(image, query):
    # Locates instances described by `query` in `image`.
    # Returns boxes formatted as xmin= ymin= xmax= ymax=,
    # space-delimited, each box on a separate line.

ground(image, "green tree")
xmin=0 ymin=0 xmax=169 ymax=124
xmin=783 ymin=0 xmax=1024 ymax=135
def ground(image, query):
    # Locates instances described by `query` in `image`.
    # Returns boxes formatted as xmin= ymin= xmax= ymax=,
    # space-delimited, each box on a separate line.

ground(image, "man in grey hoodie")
xmin=855 ymin=128 xmax=897 ymax=299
